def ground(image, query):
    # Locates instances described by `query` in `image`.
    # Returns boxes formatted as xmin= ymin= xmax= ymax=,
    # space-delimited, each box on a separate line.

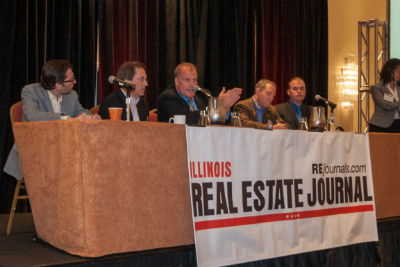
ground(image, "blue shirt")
xmin=177 ymin=90 xmax=231 ymax=120
xmin=252 ymin=98 xmax=267 ymax=123
xmin=289 ymin=101 xmax=302 ymax=122
xmin=176 ymin=90 xmax=198 ymax=111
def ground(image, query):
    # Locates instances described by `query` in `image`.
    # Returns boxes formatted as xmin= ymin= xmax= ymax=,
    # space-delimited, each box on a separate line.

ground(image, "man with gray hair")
xmin=233 ymin=79 xmax=287 ymax=130
xmin=157 ymin=62 xmax=242 ymax=124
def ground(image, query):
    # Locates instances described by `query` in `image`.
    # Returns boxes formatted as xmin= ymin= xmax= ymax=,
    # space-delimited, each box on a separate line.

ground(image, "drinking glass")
xmin=199 ymin=110 xmax=211 ymax=126
xmin=230 ymin=112 xmax=242 ymax=127
xmin=298 ymin=117 xmax=309 ymax=131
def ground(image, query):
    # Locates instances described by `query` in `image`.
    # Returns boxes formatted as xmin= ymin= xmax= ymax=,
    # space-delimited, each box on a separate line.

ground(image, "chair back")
xmin=10 ymin=102 xmax=22 ymax=123
xmin=89 ymin=105 xmax=100 ymax=114
xmin=149 ymin=108 xmax=158 ymax=122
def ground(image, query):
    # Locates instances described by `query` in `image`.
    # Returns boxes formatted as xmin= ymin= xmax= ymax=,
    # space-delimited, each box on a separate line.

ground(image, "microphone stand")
xmin=125 ymin=87 xmax=131 ymax=121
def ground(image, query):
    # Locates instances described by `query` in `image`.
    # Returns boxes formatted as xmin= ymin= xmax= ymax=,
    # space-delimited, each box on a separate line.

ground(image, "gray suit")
xmin=4 ymin=83 xmax=90 ymax=179
xmin=369 ymin=83 xmax=400 ymax=128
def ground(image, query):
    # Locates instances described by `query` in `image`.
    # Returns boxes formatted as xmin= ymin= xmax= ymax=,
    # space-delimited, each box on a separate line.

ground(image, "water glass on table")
xmin=298 ymin=117 xmax=309 ymax=131
xmin=230 ymin=112 xmax=242 ymax=127
xmin=199 ymin=110 xmax=211 ymax=126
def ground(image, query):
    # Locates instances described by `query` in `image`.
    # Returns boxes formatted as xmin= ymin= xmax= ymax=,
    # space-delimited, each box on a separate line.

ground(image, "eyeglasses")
xmin=136 ymin=76 xmax=148 ymax=82
xmin=62 ymin=77 xmax=76 ymax=84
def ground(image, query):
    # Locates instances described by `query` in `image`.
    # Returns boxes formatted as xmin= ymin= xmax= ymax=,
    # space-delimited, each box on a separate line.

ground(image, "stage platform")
xmin=1 ymin=212 xmax=400 ymax=267
xmin=0 ymin=213 xmax=196 ymax=267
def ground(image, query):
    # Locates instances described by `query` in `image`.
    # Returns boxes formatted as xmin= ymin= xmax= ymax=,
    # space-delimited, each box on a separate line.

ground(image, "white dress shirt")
xmin=120 ymin=88 xmax=140 ymax=121
xmin=47 ymin=91 xmax=69 ymax=120
xmin=386 ymin=83 xmax=399 ymax=119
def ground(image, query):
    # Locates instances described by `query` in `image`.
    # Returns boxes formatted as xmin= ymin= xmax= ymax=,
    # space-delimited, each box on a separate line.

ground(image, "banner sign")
xmin=185 ymin=127 xmax=378 ymax=267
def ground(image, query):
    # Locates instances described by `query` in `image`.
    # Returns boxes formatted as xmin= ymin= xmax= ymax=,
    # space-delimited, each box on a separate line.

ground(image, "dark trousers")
xmin=369 ymin=119 xmax=400 ymax=133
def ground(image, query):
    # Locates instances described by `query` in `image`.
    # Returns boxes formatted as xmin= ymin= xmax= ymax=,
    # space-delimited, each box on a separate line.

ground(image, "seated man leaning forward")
xmin=3 ymin=59 xmax=100 ymax=180
xmin=233 ymin=79 xmax=287 ymax=130
xmin=157 ymin=62 xmax=242 ymax=124
xmin=99 ymin=61 xmax=149 ymax=121
xmin=275 ymin=76 xmax=310 ymax=130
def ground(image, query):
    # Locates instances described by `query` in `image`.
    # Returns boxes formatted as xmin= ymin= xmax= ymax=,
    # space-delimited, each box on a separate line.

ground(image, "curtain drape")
xmin=0 ymin=0 xmax=327 ymax=213
xmin=256 ymin=0 xmax=328 ymax=105
xmin=99 ymin=0 xmax=258 ymax=106
xmin=0 ymin=0 xmax=98 ymax=212
xmin=98 ymin=0 xmax=160 ymax=109
xmin=154 ymin=0 xmax=257 ymax=98
xmin=102 ymin=0 xmax=327 ymax=105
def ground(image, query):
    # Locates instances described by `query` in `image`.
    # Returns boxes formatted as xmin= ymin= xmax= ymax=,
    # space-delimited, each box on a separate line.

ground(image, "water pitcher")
xmin=208 ymin=97 xmax=225 ymax=124
xmin=309 ymin=106 xmax=326 ymax=131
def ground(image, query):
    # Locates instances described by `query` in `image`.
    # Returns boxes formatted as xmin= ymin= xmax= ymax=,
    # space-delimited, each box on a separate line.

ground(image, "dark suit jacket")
xmin=233 ymin=97 xmax=286 ymax=130
xmin=99 ymin=89 xmax=149 ymax=121
xmin=369 ymin=82 xmax=400 ymax=128
xmin=275 ymin=101 xmax=311 ymax=130
xmin=157 ymin=85 xmax=207 ymax=124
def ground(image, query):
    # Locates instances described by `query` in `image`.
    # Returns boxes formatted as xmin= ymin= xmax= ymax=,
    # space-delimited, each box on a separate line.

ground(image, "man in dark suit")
xmin=99 ymin=61 xmax=149 ymax=121
xmin=233 ymin=79 xmax=287 ymax=130
xmin=157 ymin=62 xmax=242 ymax=124
xmin=276 ymin=77 xmax=310 ymax=130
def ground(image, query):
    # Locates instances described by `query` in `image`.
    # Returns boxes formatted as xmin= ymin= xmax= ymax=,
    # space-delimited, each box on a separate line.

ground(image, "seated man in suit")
xmin=233 ymin=79 xmax=287 ymax=130
xmin=276 ymin=77 xmax=310 ymax=130
xmin=99 ymin=61 xmax=149 ymax=121
xmin=157 ymin=62 xmax=242 ymax=124
xmin=4 ymin=59 xmax=100 ymax=180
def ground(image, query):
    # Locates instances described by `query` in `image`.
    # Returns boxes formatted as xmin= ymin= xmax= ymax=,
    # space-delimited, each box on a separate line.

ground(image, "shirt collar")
xmin=385 ymin=83 xmax=398 ymax=91
xmin=120 ymin=88 xmax=140 ymax=103
xmin=47 ymin=90 xmax=62 ymax=104
xmin=252 ymin=97 xmax=266 ymax=111
xmin=176 ymin=89 xmax=192 ymax=102
xmin=289 ymin=100 xmax=301 ymax=110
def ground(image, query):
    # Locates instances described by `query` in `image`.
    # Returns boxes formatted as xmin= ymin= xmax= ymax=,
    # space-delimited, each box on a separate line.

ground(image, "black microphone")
xmin=315 ymin=94 xmax=337 ymax=109
xmin=194 ymin=86 xmax=212 ymax=98
xmin=108 ymin=76 xmax=136 ymax=90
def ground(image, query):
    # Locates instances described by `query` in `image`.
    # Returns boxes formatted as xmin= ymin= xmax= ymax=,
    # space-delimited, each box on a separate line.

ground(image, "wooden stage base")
xmin=0 ymin=213 xmax=196 ymax=267
xmin=1 ymin=212 xmax=399 ymax=267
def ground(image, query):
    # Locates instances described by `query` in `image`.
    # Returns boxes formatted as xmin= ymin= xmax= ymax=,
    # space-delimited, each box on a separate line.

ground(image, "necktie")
xmin=188 ymin=98 xmax=196 ymax=111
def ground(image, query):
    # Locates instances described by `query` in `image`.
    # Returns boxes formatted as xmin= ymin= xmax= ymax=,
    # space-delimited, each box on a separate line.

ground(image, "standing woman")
xmin=369 ymin=58 xmax=400 ymax=132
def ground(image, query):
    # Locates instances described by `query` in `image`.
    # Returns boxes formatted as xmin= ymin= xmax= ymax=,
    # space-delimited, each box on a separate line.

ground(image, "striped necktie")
xmin=188 ymin=98 xmax=196 ymax=111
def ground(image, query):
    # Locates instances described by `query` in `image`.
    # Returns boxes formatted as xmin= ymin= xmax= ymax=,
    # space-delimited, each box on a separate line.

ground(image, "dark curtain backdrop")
xmin=101 ymin=0 xmax=257 ymax=104
xmin=98 ymin=0 xmax=160 ymax=108
xmin=296 ymin=0 xmax=328 ymax=106
xmin=0 ymin=0 xmax=98 ymax=213
xmin=100 ymin=0 xmax=326 ymax=106
xmin=0 ymin=0 xmax=327 ymax=212
xmin=256 ymin=0 xmax=327 ymax=105
xmin=158 ymin=0 xmax=257 ymax=98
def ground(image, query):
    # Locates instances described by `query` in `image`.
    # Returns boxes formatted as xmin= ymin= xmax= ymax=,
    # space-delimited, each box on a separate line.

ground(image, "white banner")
xmin=185 ymin=126 xmax=378 ymax=267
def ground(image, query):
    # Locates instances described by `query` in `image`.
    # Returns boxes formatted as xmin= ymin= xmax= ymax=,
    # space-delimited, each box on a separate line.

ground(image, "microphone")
xmin=108 ymin=76 xmax=136 ymax=90
xmin=315 ymin=94 xmax=337 ymax=109
xmin=194 ymin=85 xmax=212 ymax=98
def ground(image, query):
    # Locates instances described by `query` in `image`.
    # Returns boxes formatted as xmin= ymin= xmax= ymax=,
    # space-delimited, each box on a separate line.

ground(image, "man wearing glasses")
xmin=99 ymin=61 xmax=149 ymax=121
xmin=4 ymin=59 xmax=99 ymax=180
xmin=21 ymin=59 xmax=100 ymax=121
